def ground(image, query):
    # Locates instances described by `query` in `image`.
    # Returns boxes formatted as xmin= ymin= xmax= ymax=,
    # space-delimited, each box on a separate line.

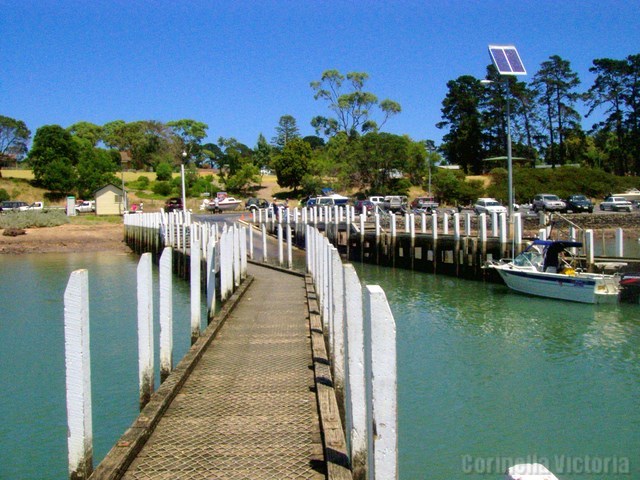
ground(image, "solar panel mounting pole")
xmin=485 ymin=44 xmax=527 ymax=258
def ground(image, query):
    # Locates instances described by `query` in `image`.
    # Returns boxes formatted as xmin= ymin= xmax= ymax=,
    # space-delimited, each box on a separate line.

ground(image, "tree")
xmin=310 ymin=70 xmax=401 ymax=137
xmin=166 ymin=119 xmax=208 ymax=164
xmin=67 ymin=121 xmax=103 ymax=146
xmin=0 ymin=115 xmax=31 ymax=176
xmin=273 ymin=138 xmax=312 ymax=191
xmin=28 ymin=125 xmax=80 ymax=192
xmin=272 ymin=115 xmax=300 ymax=148
xmin=75 ymin=140 xmax=119 ymax=198
xmin=437 ymin=75 xmax=485 ymax=174
xmin=253 ymin=134 xmax=273 ymax=171
xmin=531 ymin=55 xmax=582 ymax=167
xmin=586 ymin=54 xmax=640 ymax=175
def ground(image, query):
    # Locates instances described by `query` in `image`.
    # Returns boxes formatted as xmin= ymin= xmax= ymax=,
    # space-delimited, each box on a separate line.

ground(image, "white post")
xmin=404 ymin=213 xmax=410 ymax=233
xmin=421 ymin=212 xmax=426 ymax=234
xmin=206 ymin=236 xmax=216 ymax=319
xmin=365 ymin=285 xmax=397 ymax=480
xmin=233 ymin=224 xmax=241 ymax=287
xmin=538 ymin=228 xmax=547 ymax=241
xmin=375 ymin=213 xmax=381 ymax=237
xmin=453 ymin=212 xmax=460 ymax=240
xmin=431 ymin=213 xmax=438 ymax=241
xmin=343 ymin=264 xmax=368 ymax=478
xmin=464 ymin=212 xmax=472 ymax=237
xmin=137 ymin=253 xmax=154 ymax=409
xmin=585 ymin=229 xmax=595 ymax=266
xmin=499 ymin=212 xmax=507 ymax=245
xmin=479 ymin=213 xmax=487 ymax=243
xmin=64 ymin=269 xmax=93 ymax=479
xmin=287 ymin=224 xmax=293 ymax=269
xmin=249 ymin=223 xmax=254 ymax=259
xmin=390 ymin=213 xmax=396 ymax=238
xmin=442 ymin=212 xmax=449 ymax=235
xmin=491 ymin=211 xmax=498 ymax=236
xmin=331 ymin=248 xmax=345 ymax=393
xmin=409 ymin=213 xmax=415 ymax=238
xmin=615 ymin=228 xmax=624 ymax=257
xmin=190 ymin=240 xmax=201 ymax=345
xmin=513 ymin=212 xmax=522 ymax=246
xmin=261 ymin=223 xmax=268 ymax=262
xmin=159 ymin=247 xmax=173 ymax=382
xmin=278 ymin=223 xmax=284 ymax=266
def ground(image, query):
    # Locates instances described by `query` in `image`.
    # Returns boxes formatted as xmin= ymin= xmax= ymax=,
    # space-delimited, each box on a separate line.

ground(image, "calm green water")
xmin=355 ymin=264 xmax=640 ymax=479
xmin=0 ymin=252 xmax=205 ymax=479
xmin=1 ymin=251 xmax=639 ymax=479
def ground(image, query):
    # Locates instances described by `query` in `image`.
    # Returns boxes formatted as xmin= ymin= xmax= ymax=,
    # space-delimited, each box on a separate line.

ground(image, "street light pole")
xmin=181 ymin=151 xmax=188 ymax=214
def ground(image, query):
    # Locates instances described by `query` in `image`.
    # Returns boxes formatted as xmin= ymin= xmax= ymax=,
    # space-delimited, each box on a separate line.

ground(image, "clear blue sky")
xmin=2 ymin=0 xmax=639 ymax=149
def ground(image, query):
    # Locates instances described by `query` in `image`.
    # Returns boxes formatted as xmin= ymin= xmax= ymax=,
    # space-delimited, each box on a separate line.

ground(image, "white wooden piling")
xmin=421 ymin=212 xmax=426 ymax=233
xmin=409 ymin=213 xmax=415 ymax=238
xmin=206 ymin=236 xmax=216 ymax=319
xmin=404 ymin=213 xmax=410 ymax=233
xmin=465 ymin=212 xmax=472 ymax=237
xmin=278 ymin=223 xmax=284 ymax=265
xmin=190 ymin=239 xmax=201 ymax=344
xmin=491 ymin=211 xmax=498 ymax=236
xmin=478 ymin=213 xmax=487 ymax=243
xmin=375 ymin=213 xmax=381 ymax=237
xmin=615 ymin=228 xmax=624 ymax=257
xmin=499 ymin=212 xmax=507 ymax=244
xmin=453 ymin=212 xmax=460 ymax=240
xmin=513 ymin=212 xmax=522 ymax=245
xmin=64 ymin=269 xmax=93 ymax=480
xmin=233 ymin=225 xmax=241 ymax=287
xmin=240 ymin=225 xmax=248 ymax=279
xmin=442 ymin=212 xmax=449 ymax=235
xmin=287 ymin=224 xmax=293 ymax=269
xmin=261 ymin=223 xmax=268 ymax=262
xmin=343 ymin=264 xmax=368 ymax=478
xmin=365 ymin=285 xmax=398 ymax=480
xmin=585 ymin=229 xmax=595 ymax=266
xmin=390 ymin=213 xmax=396 ymax=237
xmin=249 ymin=223 xmax=254 ymax=258
xmin=159 ymin=247 xmax=173 ymax=382
xmin=331 ymin=248 xmax=345 ymax=392
xmin=431 ymin=213 xmax=438 ymax=240
xmin=137 ymin=253 xmax=154 ymax=409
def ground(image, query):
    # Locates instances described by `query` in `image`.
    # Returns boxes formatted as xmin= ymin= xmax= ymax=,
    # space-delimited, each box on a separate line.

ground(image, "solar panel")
xmin=488 ymin=45 xmax=527 ymax=75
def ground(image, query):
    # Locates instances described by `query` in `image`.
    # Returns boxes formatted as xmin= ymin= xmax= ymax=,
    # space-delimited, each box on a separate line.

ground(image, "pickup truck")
xmin=76 ymin=200 xmax=95 ymax=213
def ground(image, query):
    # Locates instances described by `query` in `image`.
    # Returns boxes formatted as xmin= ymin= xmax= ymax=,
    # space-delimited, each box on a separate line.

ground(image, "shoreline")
xmin=0 ymin=223 xmax=132 ymax=255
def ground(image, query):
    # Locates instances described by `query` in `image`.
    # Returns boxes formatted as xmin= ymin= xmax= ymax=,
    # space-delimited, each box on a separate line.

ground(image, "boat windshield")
xmin=513 ymin=250 xmax=543 ymax=269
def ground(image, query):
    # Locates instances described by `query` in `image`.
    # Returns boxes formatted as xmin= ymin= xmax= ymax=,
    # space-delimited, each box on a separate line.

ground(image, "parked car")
xmin=532 ymin=194 xmax=566 ymax=212
xmin=382 ymin=195 xmax=408 ymax=213
xmin=599 ymin=196 xmax=633 ymax=212
xmin=411 ymin=196 xmax=439 ymax=212
xmin=27 ymin=201 xmax=44 ymax=210
xmin=75 ymin=200 xmax=95 ymax=213
xmin=165 ymin=197 xmax=183 ymax=212
xmin=354 ymin=199 xmax=375 ymax=213
xmin=473 ymin=198 xmax=507 ymax=215
xmin=245 ymin=197 xmax=270 ymax=211
xmin=368 ymin=196 xmax=385 ymax=207
xmin=0 ymin=200 xmax=29 ymax=211
xmin=564 ymin=194 xmax=594 ymax=213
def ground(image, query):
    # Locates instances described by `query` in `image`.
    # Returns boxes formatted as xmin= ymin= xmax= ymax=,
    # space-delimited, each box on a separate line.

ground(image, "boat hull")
xmin=494 ymin=267 xmax=619 ymax=304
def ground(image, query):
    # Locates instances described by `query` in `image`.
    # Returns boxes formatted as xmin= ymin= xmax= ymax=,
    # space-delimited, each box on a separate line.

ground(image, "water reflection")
xmin=354 ymin=263 xmax=640 ymax=479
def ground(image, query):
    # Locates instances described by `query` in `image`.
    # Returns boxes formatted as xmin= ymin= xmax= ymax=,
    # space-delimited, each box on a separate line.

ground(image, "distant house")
xmin=95 ymin=184 xmax=125 ymax=215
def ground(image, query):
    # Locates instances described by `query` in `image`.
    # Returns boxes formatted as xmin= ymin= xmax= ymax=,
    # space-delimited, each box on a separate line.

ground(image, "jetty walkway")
xmin=94 ymin=262 xmax=334 ymax=479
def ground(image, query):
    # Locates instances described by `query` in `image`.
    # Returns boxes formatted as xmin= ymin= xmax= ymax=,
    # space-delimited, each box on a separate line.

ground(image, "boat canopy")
xmin=528 ymin=239 xmax=582 ymax=272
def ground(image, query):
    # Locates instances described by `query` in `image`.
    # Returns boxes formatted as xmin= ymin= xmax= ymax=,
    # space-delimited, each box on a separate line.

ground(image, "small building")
xmin=95 ymin=184 xmax=125 ymax=215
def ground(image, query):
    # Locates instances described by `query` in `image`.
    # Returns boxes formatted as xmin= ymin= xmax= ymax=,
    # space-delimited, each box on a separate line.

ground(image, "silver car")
xmin=532 ymin=194 xmax=566 ymax=212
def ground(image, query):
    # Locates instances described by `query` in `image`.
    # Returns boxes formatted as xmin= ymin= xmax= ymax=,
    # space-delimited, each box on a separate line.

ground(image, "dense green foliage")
xmin=0 ymin=115 xmax=31 ymax=172
xmin=438 ymin=53 xmax=640 ymax=176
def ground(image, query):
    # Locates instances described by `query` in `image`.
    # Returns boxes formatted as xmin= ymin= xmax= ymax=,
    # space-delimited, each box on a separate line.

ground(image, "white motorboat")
xmin=487 ymin=240 xmax=621 ymax=304
xmin=207 ymin=196 xmax=242 ymax=213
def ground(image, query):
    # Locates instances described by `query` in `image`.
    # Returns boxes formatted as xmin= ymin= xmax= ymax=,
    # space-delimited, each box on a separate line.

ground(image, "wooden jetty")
xmin=90 ymin=262 xmax=350 ymax=479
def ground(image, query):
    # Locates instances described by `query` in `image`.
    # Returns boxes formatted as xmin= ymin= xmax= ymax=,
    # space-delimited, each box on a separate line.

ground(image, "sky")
xmin=2 ymin=0 xmax=639 ymax=149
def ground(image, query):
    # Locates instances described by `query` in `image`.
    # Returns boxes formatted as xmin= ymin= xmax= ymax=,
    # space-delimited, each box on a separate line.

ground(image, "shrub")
xmin=137 ymin=176 xmax=150 ymax=187
xmin=0 ymin=188 xmax=9 ymax=202
xmin=152 ymin=181 xmax=173 ymax=196
xmin=0 ymin=210 xmax=69 ymax=229
xmin=155 ymin=162 xmax=173 ymax=182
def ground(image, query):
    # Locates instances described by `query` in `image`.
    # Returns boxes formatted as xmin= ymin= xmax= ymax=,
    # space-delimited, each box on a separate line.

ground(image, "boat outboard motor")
xmin=619 ymin=273 xmax=640 ymax=304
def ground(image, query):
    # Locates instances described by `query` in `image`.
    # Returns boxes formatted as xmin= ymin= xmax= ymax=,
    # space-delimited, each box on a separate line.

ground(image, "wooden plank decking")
xmin=91 ymin=262 xmax=351 ymax=479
